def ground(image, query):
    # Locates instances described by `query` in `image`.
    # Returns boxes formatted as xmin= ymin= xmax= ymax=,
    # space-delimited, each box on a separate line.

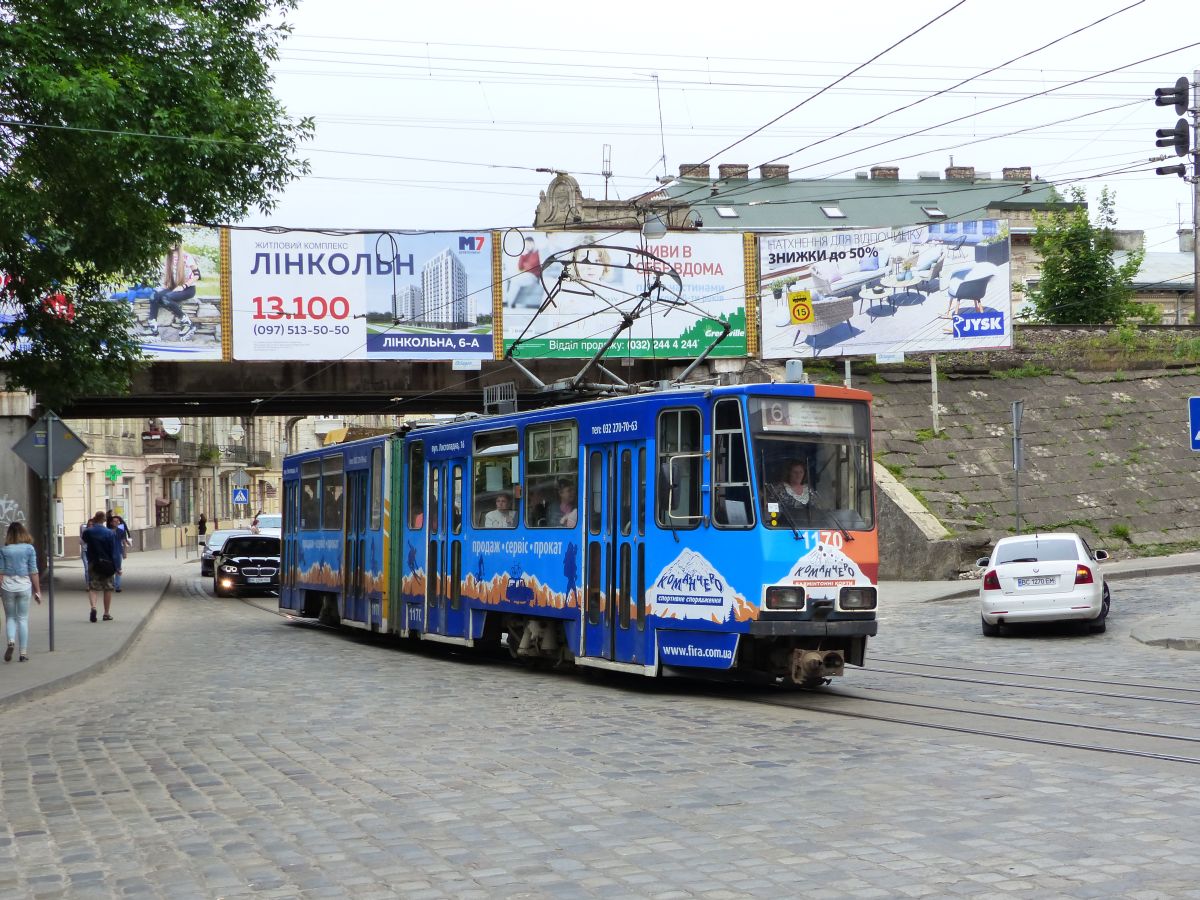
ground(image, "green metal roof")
xmin=663 ymin=176 xmax=1063 ymax=230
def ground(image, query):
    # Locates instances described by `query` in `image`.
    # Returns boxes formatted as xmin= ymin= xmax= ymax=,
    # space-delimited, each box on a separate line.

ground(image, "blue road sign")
xmin=1191 ymin=397 xmax=1200 ymax=451
xmin=232 ymin=487 xmax=250 ymax=505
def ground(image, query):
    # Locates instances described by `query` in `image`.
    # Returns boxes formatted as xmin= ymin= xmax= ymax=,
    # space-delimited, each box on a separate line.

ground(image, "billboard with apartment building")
xmin=228 ymin=229 xmax=494 ymax=360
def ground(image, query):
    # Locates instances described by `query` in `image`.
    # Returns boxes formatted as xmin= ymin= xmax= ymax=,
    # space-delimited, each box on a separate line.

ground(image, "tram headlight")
xmin=839 ymin=586 xmax=877 ymax=610
xmin=765 ymin=586 xmax=805 ymax=610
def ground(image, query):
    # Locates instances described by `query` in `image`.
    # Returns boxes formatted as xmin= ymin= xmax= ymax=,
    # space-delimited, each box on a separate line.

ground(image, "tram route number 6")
xmin=788 ymin=290 xmax=813 ymax=326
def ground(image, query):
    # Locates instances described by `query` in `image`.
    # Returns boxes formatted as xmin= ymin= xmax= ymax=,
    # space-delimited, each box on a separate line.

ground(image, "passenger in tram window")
xmin=483 ymin=494 xmax=516 ymax=528
xmin=556 ymin=479 xmax=578 ymax=528
xmin=530 ymin=486 xmax=553 ymax=527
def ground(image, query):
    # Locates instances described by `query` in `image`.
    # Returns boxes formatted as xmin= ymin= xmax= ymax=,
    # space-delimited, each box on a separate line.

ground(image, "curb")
xmin=0 ymin=577 xmax=172 ymax=713
xmin=1131 ymin=635 xmax=1200 ymax=651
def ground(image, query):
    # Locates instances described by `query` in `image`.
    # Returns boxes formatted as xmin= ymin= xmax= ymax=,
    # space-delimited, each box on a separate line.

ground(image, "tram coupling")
xmin=790 ymin=649 xmax=845 ymax=684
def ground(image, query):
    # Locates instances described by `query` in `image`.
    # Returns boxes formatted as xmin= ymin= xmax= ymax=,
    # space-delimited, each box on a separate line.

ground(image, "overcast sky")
xmin=248 ymin=0 xmax=1198 ymax=260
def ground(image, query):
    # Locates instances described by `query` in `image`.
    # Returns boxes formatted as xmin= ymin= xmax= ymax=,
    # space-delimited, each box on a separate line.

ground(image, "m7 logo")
xmin=458 ymin=235 xmax=486 ymax=252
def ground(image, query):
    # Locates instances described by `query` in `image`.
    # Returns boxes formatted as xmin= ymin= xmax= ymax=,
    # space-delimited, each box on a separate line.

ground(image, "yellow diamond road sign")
xmin=788 ymin=289 xmax=813 ymax=325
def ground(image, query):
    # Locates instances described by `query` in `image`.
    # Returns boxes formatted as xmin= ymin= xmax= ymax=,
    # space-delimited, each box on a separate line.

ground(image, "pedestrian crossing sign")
xmin=232 ymin=487 xmax=250 ymax=505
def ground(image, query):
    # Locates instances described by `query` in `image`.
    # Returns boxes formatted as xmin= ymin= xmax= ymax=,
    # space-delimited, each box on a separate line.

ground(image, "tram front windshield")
xmin=748 ymin=397 xmax=874 ymax=531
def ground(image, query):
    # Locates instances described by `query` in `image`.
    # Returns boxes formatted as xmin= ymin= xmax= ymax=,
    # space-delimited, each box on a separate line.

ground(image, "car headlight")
xmin=765 ymin=586 xmax=805 ymax=610
xmin=219 ymin=564 xmax=239 ymax=574
xmin=840 ymin=586 xmax=877 ymax=610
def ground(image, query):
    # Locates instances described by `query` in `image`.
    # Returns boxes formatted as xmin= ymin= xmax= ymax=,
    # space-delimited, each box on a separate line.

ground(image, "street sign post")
xmin=11 ymin=412 xmax=88 ymax=652
xmin=1012 ymin=400 xmax=1025 ymax=534
xmin=1190 ymin=396 xmax=1200 ymax=451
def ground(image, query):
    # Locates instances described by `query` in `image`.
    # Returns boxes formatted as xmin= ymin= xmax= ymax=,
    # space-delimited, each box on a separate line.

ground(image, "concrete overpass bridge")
xmin=59 ymin=357 xmax=754 ymax=418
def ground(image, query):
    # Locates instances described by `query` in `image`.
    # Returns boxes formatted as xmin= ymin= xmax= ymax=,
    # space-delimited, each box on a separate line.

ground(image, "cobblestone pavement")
xmin=1 ymin=573 xmax=1199 ymax=899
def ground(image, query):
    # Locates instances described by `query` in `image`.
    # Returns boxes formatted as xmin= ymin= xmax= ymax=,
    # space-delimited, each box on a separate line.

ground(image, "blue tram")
xmin=280 ymin=381 xmax=879 ymax=685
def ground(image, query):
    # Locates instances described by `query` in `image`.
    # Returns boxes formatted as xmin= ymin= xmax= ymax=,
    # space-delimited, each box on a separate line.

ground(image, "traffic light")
xmin=1156 ymin=77 xmax=1190 ymax=116
xmin=1156 ymin=119 xmax=1190 ymax=157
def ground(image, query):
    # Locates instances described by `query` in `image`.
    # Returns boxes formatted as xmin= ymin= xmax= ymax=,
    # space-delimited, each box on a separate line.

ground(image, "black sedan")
xmin=200 ymin=528 xmax=252 ymax=577
xmin=213 ymin=534 xmax=281 ymax=597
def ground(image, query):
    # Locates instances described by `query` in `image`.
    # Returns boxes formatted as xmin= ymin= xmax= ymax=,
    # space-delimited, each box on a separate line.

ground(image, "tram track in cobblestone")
xmin=745 ymin=684 xmax=1200 ymax=769
xmin=862 ymin=656 xmax=1200 ymax=706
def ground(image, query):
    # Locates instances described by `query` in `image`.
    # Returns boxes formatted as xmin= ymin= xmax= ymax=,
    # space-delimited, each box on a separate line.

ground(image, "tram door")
xmin=424 ymin=459 xmax=466 ymax=638
xmin=583 ymin=441 xmax=643 ymax=663
xmin=281 ymin=481 xmax=300 ymax=611
xmin=342 ymin=468 xmax=368 ymax=623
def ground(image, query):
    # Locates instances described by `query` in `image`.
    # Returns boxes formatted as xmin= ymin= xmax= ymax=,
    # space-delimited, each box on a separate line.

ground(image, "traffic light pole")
xmin=1193 ymin=70 xmax=1199 ymax=324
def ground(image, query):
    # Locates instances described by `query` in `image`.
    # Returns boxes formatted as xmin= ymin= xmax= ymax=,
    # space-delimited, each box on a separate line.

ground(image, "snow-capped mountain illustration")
xmin=647 ymin=549 xmax=746 ymax=622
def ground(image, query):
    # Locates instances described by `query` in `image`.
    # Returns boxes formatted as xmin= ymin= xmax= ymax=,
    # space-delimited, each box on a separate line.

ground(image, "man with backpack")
xmin=80 ymin=511 xmax=121 ymax=622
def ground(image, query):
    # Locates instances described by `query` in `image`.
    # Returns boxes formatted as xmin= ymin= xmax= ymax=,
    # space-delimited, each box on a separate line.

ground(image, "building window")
xmin=715 ymin=206 xmax=738 ymax=218
xmin=920 ymin=205 xmax=946 ymax=218
xmin=820 ymin=205 xmax=846 ymax=219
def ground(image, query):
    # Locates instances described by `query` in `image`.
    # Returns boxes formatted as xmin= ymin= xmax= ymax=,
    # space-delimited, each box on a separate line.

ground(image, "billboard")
xmin=228 ymin=230 xmax=493 ymax=361
xmin=500 ymin=230 xmax=748 ymax=359
xmin=758 ymin=220 xmax=1012 ymax=359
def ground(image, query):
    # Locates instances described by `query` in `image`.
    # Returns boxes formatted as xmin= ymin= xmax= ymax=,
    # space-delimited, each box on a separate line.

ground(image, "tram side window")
xmin=369 ymin=447 xmax=383 ymax=530
xmin=322 ymin=456 xmax=344 ymax=529
xmin=408 ymin=442 xmax=424 ymax=528
xmin=300 ymin=460 xmax=321 ymax=530
xmin=524 ymin=421 xmax=578 ymax=528
xmin=656 ymin=408 xmax=703 ymax=529
xmin=712 ymin=398 xmax=754 ymax=528
xmin=474 ymin=428 xmax=519 ymax=529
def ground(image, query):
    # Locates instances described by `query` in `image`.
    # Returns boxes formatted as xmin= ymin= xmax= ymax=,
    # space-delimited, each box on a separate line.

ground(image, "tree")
xmin=1025 ymin=186 xmax=1144 ymax=325
xmin=0 ymin=0 xmax=313 ymax=410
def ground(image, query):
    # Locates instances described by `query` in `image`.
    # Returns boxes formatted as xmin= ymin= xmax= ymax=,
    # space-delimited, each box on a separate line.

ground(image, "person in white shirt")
xmin=777 ymin=460 xmax=814 ymax=508
xmin=483 ymin=494 xmax=516 ymax=528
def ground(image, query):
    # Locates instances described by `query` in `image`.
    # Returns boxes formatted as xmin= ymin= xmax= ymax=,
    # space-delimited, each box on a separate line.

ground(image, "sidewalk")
xmin=883 ymin=549 xmax=1200 ymax=650
xmin=0 ymin=545 xmax=198 ymax=711
xmin=2 ymin=546 xmax=1198 ymax=711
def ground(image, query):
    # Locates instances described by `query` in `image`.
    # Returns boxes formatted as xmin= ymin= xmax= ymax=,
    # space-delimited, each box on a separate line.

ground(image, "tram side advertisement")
xmin=228 ymin=230 xmax=494 ymax=360
xmin=500 ymin=230 xmax=748 ymax=359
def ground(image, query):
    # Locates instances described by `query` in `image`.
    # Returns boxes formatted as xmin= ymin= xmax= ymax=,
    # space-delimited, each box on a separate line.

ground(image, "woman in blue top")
xmin=1 ymin=521 xmax=42 ymax=662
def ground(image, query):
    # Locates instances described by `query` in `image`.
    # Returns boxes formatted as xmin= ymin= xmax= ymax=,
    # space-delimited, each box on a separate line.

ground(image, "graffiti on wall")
xmin=0 ymin=495 xmax=26 ymax=530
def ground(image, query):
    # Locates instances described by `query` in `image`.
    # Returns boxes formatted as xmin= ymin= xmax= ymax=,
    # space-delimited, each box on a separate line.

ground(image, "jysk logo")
xmin=950 ymin=310 xmax=1005 ymax=338
xmin=458 ymin=235 xmax=486 ymax=252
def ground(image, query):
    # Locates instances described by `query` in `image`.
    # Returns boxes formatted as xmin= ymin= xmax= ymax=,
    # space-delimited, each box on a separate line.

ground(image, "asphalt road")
xmin=0 ymin=568 xmax=1198 ymax=898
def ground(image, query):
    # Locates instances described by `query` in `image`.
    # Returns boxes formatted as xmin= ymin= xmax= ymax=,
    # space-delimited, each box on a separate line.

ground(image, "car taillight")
xmin=982 ymin=570 xmax=1001 ymax=590
xmin=765 ymin=586 xmax=805 ymax=610
xmin=1075 ymin=565 xmax=1093 ymax=585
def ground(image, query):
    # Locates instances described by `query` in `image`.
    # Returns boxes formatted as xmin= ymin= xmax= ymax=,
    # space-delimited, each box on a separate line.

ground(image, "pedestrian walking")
xmin=197 ymin=512 xmax=208 ymax=547
xmin=1 ymin=521 xmax=41 ymax=662
xmin=109 ymin=515 xmax=131 ymax=592
xmin=80 ymin=511 xmax=120 ymax=622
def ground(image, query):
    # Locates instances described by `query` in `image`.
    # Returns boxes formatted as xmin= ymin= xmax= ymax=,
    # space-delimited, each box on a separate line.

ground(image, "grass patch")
xmin=993 ymin=362 xmax=1053 ymax=379
xmin=914 ymin=428 xmax=942 ymax=442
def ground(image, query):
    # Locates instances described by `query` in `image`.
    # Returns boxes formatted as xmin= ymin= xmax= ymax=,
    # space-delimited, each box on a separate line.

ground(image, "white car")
xmin=253 ymin=513 xmax=282 ymax=536
xmin=978 ymin=532 xmax=1110 ymax=636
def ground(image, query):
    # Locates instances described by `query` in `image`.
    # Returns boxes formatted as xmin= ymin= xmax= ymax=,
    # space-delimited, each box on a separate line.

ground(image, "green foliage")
xmin=1026 ymin=186 xmax=1144 ymax=325
xmin=1126 ymin=302 xmax=1163 ymax=325
xmin=1109 ymin=523 xmax=1132 ymax=541
xmin=993 ymin=362 xmax=1053 ymax=378
xmin=914 ymin=428 xmax=942 ymax=442
xmin=0 ymin=0 xmax=313 ymax=408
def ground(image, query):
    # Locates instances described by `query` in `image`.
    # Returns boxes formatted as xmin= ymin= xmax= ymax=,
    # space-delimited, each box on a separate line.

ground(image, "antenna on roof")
xmin=602 ymin=144 xmax=613 ymax=201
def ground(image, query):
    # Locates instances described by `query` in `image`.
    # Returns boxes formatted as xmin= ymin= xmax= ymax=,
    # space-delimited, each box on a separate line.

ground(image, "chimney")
xmin=1003 ymin=166 xmax=1032 ymax=181
xmin=718 ymin=163 xmax=749 ymax=179
xmin=1180 ymin=228 xmax=1196 ymax=254
xmin=945 ymin=165 xmax=975 ymax=181
xmin=870 ymin=166 xmax=899 ymax=180
xmin=679 ymin=163 xmax=710 ymax=179
xmin=759 ymin=164 xmax=789 ymax=180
